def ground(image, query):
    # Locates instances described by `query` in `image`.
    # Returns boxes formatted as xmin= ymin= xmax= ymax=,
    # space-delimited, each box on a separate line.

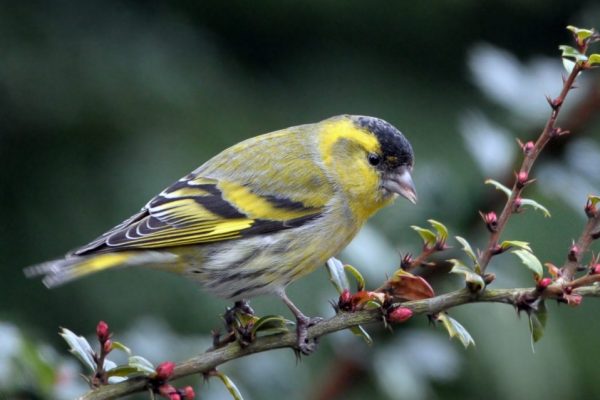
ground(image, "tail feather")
xmin=24 ymin=251 xmax=179 ymax=288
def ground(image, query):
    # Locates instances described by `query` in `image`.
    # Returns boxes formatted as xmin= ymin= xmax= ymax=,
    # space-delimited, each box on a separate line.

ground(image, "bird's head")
xmin=318 ymin=115 xmax=416 ymax=219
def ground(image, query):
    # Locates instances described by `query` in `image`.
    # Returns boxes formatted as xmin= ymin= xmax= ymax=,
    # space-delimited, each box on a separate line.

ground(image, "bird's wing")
xmin=73 ymin=174 xmax=325 ymax=255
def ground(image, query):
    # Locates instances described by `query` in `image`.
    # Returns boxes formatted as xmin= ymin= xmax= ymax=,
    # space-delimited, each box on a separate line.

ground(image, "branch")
xmin=80 ymin=284 xmax=600 ymax=400
xmin=560 ymin=212 xmax=600 ymax=282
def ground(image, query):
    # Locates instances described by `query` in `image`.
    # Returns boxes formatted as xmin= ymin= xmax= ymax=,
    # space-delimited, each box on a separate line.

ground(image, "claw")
xmin=276 ymin=289 xmax=323 ymax=355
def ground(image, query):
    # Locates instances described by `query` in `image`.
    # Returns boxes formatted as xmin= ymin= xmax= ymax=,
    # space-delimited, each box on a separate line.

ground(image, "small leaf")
xmin=520 ymin=198 xmax=551 ymax=217
xmin=559 ymin=45 xmax=588 ymax=61
xmin=428 ymin=219 xmax=448 ymax=242
xmin=588 ymin=194 xmax=600 ymax=206
xmin=326 ymin=257 xmax=350 ymax=294
xmin=411 ymin=226 xmax=437 ymax=246
xmin=528 ymin=300 xmax=547 ymax=351
xmin=512 ymin=249 xmax=543 ymax=279
xmin=351 ymin=290 xmax=386 ymax=309
xmin=449 ymin=259 xmax=485 ymax=292
xmin=455 ymin=236 xmax=478 ymax=265
xmin=251 ymin=315 xmax=293 ymax=337
xmin=344 ymin=264 xmax=366 ymax=291
xmin=378 ymin=269 xmax=435 ymax=301
xmin=437 ymin=313 xmax=475 ymax=348
xmin=566 ymin=25 xmax=594 ymax=40
xmin=128 ymin=355 xmax=156 ymax=375
xmin=59 ymin=328 xmax=95 ymax=371
xmin=589 ymin=54 xmax=600 ymax=66
xmin=110 ymin=341 xmax=131 ymax=355
xmin=562 ymin=58 xmax=577 ymax=73
xmin=544 ymin=262 xmax=561 ymax=278
xmin=106 ymin=365 xmax=147 ymax=378
xmin=350 ymin=325 xmax=373 ymax=345
xmin=485 ymin=179 xmax=512 ymax=197
xmin=500 ymin=240 xmax=532 ymax=252
xmin=215 ymin=371 xmax=244 ymax=400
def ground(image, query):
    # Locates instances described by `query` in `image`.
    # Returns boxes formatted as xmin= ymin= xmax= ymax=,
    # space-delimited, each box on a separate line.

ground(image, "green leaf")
xmin=110 ymin=341 xmax=131 ymax=355
xmin=215 ymin=371 xmax=244 ymax=400
xmin=566 ymin=25 xmax=594 ymax=40
xmin=428 ymin=219 xmax=448 ymax=242
xmin=520 ymin=198 xmax=551 ymax=217
xmin=500 ymin=240 xmax=532 ymax=252
xmin=128 ymin=355 xmax=156 ymax=375
xmin=326 ymin=257 xmax=350 ymax=294
xmin=563 ymin=58 xmax=577 ymax=74
xmin=59 ymin=328 xmax=95 ymax=371
xmin=589 ymin=54 xmax=600 ymax=66
xmin=449 ymin=259 xmax=485 ymax=292
xmin=251 ymin=315 xmax=293 ymax=337
xmin=528 ymin=301 xmax=548 ymax=351
xmin=350 ymin=325 xmax=373 ymax=345
xmin=411 ymin=226 xmax=437 ymax=246
xmin=344 ymin=264 xmax=366 ymax=291
xmin=485 ymin=179 xmax=512 ymax=197
xmin=106 ymin=365 xmax=150 ymax=378
xmin=512 ymin=249 xmax=543 ymax=279
xmin=559 ymin=45 xmax=588 ymax=61
xmin=455 ymin=236 xmax=478 ymax=265
xmin=437 ymin=313 xmax=475 ymax=348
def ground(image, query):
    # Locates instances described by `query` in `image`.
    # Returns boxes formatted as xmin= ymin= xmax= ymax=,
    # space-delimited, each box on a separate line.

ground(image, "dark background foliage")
xmin=1 ymin=1 xmax=600 ymax=399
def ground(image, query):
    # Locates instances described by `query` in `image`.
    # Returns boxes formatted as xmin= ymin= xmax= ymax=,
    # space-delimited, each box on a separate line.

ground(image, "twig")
xmin=478 ymin=61 xmax=584 ymax=274
xmin=560 ymin=213 xmax=600 ymax=282
xmin=79 ymin=284 xmax=600 ymax=400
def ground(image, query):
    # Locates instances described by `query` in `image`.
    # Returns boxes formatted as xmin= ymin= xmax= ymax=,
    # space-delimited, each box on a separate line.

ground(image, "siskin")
xmin=25 ymin=114 xmax=417 ymax=353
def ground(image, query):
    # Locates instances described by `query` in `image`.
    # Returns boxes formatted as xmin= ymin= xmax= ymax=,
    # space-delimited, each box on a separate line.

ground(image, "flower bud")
xmin=102 ymin=339 xmax=112 ymax=355
xmin=158 ymin=384 xmax=176 ymax=397
xmin=182 ymin=386 xmax=195 ymax=399
xmin=516 ymin=171 xmax=529 ymax=188
xmin=522 ymin=141 xmax=535 ymax=154
xmin=568 ymin=244 xmax=579 ymax=262
xmin=96 ymin=321 xmax=109 ymax=343
xmin=387 ymin=307 xmax=413 ymax=323
xmin=338 ymin=289 xmax=353 ymax=311
xmin=585 ymin=199 xmax=597 ymax=218
xmin=155 ymin=361 xmax=176 ymax=380
xmin=400 ymin=253 xmax=414 ymax=269
xmin=536 ymin=277 xmax=552 ymax=290
xmin=590 ymin=264 xmax=600 ymax=275
xmin=480 ymin=211 xmax=498 ymax=232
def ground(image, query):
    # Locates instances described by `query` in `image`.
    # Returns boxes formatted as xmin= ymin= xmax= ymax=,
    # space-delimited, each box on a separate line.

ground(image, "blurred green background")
xmin=2 ymin=1 xmax=600 ymax=399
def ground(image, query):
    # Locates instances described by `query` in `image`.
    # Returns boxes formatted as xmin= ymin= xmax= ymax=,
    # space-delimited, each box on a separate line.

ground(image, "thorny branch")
xmin=80 ymin=283 xmax=600 ymax=400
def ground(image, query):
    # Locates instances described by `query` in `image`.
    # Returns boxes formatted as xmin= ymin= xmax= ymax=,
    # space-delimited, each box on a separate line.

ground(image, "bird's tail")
xmin=24 ymin=251 xmax=179 ymax=288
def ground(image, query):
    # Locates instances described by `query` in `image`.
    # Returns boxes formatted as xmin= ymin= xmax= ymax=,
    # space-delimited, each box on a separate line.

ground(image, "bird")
xmin=25 ymin=114 xmax=417 ymax=354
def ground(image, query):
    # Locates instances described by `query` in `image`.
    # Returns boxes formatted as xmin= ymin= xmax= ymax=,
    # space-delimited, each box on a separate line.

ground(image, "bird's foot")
xmin=295 ymin=314 xmax=323 ymax=355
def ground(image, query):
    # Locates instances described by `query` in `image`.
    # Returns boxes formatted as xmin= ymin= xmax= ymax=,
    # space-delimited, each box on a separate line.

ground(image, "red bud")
xmin=170 ymin=395 xmax=181 ymax=400
xmin=480 ymin=211 xmax=498 ymax=232
xmin=102 ymin=339 xmax=112 ymax=354
xmin=536 ymin=277 xmax=552 ymax=290
xmin=158 ymin=383 xmax=176 ymax=396
xmin=516 ymin=171 xmax=529 ymax=188
xmin=564 ymin=293 xmax=583 ymax=307
xmin=590 ymin=264 xmax=600 ymax=275
xmin=155 ymin=361 xmax=176 ymax=380
xmin=182 ymin=386 xmax=195 ymax=399
xmin=387 ymin=307 xmax=413 ymax=323
xmin=522 ymin=141 xmax=535 ymax=154
xmin=585 ymin=199 xmax=597 ymax=218
xmin=96 ymin=321 xmax=109 ymax=343
xmin=338 ymin=289 xmax=352 ymax=311
xmin=568 ymin=244 xmax=579 ymax=262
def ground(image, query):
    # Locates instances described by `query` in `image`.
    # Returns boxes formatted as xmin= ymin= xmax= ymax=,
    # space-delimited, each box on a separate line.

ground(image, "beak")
xmin=383 ymin=167 xmax=418 ymax=204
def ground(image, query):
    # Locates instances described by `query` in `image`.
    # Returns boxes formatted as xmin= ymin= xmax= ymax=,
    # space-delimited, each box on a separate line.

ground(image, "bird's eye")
xmin=368 ymin=153 xmax=381 ymax=166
